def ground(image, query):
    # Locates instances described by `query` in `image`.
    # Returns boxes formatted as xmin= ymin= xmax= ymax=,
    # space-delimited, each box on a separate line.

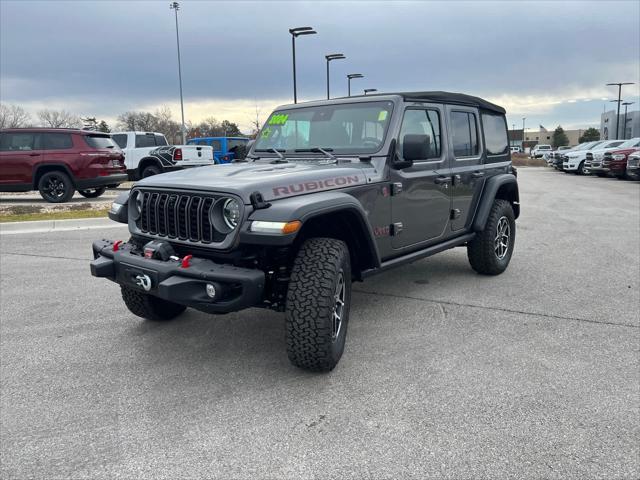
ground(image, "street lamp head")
xmin=169 ymin=1 xmax=179 ymax=10
xmin=622 ymin=101 xmax=635 ymax=106
xmin=289 ymin=26 xmax=314 ymax=35
xmin=606 ymin=82 xmax=635 ymax=86
xmin=347 ymin=73 xmax=364 ymax=79
xmin=326 ymin=54 xmax=346 ymax=61
xmin=295 ymin=30 xmax=317 ymax=36
xmin=364 ymin=88 xmax=377 ymax=95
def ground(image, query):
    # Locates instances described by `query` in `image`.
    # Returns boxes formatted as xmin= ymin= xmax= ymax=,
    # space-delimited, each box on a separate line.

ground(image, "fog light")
xmin=206 ymin=283 xmax=217 ymax=299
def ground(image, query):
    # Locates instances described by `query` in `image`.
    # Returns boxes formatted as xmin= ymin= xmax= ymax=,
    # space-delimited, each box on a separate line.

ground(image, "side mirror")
xmin=393 ymin=134 xmax=431 ymax=169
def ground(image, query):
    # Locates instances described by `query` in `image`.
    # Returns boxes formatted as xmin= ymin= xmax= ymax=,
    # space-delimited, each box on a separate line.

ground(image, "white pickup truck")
xmin=111 ymin=131 xmax=215 ymax=179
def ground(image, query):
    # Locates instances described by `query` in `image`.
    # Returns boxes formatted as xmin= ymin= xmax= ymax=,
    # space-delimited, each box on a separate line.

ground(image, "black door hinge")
xmin=391 ymin=182 xmax=403 ymax=195
xmin=390 ymin=222 xmax=403 ymax=236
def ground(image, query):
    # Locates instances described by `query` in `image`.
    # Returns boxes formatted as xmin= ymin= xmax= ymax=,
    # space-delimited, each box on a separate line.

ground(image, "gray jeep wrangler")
xmin=91 ymin=91 xmax=519 ymax=372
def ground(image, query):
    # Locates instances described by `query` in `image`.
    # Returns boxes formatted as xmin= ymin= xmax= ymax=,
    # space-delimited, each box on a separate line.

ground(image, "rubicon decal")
xmin=272 ymin=175 xmax=362 ymax=197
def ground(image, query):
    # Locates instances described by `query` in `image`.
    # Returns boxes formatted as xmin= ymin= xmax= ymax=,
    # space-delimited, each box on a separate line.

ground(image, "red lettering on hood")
xmin=272 ymin=175 xmax=361 ymax=197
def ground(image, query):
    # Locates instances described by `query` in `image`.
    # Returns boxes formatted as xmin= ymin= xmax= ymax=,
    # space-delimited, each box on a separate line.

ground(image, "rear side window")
xmin=399 ymin=109 xmax=441 ymax=159
xmin=43 ymin=133 xmax=73 ymax=150
xmin=135 ymin=134 xmax=157 ymax=148
xmin=481 ymin=113 xmax=508 ymax=155
xmin=154 ymin=134 xmax=168 ymax=146
xmin=450 ymin=111 xmax=479 ymax=157
xmin=210 ymin=140 xmax=222 ymax=151
xmin=112 ymin=134 xmax=127 ymax=148
xmin=0 ymin=132 xmax=40 ymax=151
xmin=84 ymin=135 xmax=118 ymax=149
xmin=227 ymin=139 xmax=248 ymax=150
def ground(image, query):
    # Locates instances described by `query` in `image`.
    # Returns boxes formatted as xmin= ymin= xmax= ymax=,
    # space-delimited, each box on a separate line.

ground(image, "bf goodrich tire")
xmin=78 ymin=187 xmax=106 ymax=198
xmin=142 ymin=165 xmax=161 ymax=178
xmin=467 ymin=199 xmax=515 ymax=275
xmin=38 ymin=171 xmax=75 ymax=203
xmin=121 ymin=286 xmax=186 ymax=321
xmin=285 ymin=237 xmax=351 ymax=372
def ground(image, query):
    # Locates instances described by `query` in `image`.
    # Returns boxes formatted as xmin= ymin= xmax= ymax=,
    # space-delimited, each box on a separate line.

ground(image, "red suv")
xmin=0 ymin=128 xmax=127 ymax=203
xmin=606 ymin=147 xmax=640 ymax=179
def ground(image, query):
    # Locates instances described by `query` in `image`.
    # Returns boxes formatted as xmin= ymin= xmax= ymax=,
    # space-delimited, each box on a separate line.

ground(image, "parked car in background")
xmin=545 ymin=146 xmax=573 ymax=165
xmin=584 ymin=138 xmax=639 ymax=176
xmin=510 ymin=146 xmax=522 ymax=153
xmin=561 ymin=140 xmax=607 ymax=174
xmin=111 ymin=131 xmax=215 ymax=179
xmin=186 ymin=137 xmax=250 ymax=163
xmin=530 ymin=144 xmax=552 ymax=158
xmin=626 ymin=151 xmax=640 ymax=180
xmin=0 ymin=128 xmax=126 ymax=202
xmin=607 ymin=147 xmax=640 ymax=179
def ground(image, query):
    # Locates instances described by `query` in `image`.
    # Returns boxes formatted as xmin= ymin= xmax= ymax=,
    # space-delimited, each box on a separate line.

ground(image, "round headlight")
xmin=130 ymin=191 xmax=143 ymax=220
xmin=222 ymin=198 xmax=241 ymax=229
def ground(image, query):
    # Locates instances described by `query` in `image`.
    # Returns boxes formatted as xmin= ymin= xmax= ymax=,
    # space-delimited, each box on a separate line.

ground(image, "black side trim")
xmin=76 ymin=174 xmax=127 ymax=190
xmin=361 ymin=233 xmax=475 ymax=278
xmin=472 ymin=174 xmax=519 ymax=232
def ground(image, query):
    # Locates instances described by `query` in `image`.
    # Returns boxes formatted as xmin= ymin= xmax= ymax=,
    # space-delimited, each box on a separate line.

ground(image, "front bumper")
xmin=76 ymin=173 xmax=128 ymax=189
xmin=90 ymin=239 xmax=265 ymax=314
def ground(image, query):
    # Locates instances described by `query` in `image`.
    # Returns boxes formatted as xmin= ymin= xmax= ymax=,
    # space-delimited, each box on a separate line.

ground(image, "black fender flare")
xmin=32 ymin=163 xmax=76 ymax=189
xmin=137 ymin=157 xmax=165 ymax=176
xmin=472 ymin=174 xmax=520 ymax=232
xmin=240 ymin=191 xmax=381 ymax=270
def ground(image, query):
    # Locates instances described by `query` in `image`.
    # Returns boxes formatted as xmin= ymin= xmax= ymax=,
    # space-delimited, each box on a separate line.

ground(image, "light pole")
xmin=622 ymin=102 xmax=634 ymax=139
xmin=364 ymin=88 xmax=377 ymax=95
xmin=606 ymin=82 xmax=634 ymax=139
xmin=289 ymin=27 xmax=317 ymax=104
xmin=325 ymin=54 xmax=345 ymax=100
xmin=347 ymin=73 xmax=363 ymax=97
xmin=522 ymin=117 xmax=526 ymax=150
xmin=170 ymin=2 xmax=186 ymax=144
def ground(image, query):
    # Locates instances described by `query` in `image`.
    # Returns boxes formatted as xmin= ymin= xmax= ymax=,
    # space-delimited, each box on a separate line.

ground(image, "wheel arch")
xmin=33 ymin=163 xmax=75 ymax=189
xmin=137 ymin=157 xmax=163 ymax=178
xmin=472 ymin=174 xmax=519 ymax=232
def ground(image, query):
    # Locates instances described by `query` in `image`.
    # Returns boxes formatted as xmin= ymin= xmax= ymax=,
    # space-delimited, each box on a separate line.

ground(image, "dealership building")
xmin=600 ymin=109 xmax=640 ymax=140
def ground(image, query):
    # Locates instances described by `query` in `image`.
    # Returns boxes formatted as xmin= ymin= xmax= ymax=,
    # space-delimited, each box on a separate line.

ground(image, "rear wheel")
xmin=467 ymin=199 xmax=515 ymax=275
xmin=38 ymin=171 xmax=75 ymax=203
xmin=78 ymin=187 xmax=106 ymax=198
xmin=576 ymin=161 xmax=585 ymax=175
xmin=285 ymin=237 xmax=351 ymax=372
xmin=121 ymin=286 xmax=186 ymax=321
xmin=141 ymin=165 xmax=161 ymax=178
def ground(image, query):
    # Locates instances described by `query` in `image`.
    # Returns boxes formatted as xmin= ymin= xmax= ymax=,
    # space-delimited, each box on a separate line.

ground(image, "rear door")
xmin=0 ymin=132 xmax=42 ymax=186
xmin=41 ymin=133 xmax=75 ymax=176
xmin=447 ymin=107 xmax=484 ymax=231
xmin=390 ymin=104 xmax=452 ymax=249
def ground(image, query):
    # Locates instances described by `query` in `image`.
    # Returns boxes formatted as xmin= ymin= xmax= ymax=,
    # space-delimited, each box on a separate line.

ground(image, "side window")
xmin=112 ymin=134 xmax=128 ymax=149
xmin=210 ymin=140 xmax=222 ymax=151
xmin=135 ymin=134 xmax=156 ymax=148
xmin=399 ymin=109 xmax=441 ymax=160
xmin=481 ymin=113 xmax=508 ymax=155
xmin=0 ymin=133 xmax=37 ymax=151
xmin=450 ymin=111 xmax=479 ymax=157
xmin=154 ymin=134 xmax=168 ymax=146
xmin=43 ymin=133 xmax=73 ymax=150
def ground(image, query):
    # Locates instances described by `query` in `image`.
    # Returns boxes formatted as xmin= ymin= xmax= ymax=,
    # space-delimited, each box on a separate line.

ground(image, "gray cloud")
xmin=1 ymin=0 xmax=639 ymax=130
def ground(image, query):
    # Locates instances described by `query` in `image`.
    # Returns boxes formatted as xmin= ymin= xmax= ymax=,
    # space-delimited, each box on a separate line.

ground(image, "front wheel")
xmin=38 ymin=171 xmax=75 ymax=203
xmin=285 ymin=238 xmax=351 ymax=372
xmin=121 ymin=286 xmax=186 ymax=321
xmin=78 ymin=187 xmax=106 ymax=198
xmin=141 ymin=165 xmax=161 ymax=178
xmin=576 ymin=162 xmax=585 ymax=175
xmin=467 ymin=199 xmax=516 ymax=275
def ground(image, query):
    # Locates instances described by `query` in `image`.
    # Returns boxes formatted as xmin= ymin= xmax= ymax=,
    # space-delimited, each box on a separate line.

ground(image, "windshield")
xmin=254 ymin=101 xmax=394 ymax=155
xmin=619 ymin=138 xmax=640 ymax=148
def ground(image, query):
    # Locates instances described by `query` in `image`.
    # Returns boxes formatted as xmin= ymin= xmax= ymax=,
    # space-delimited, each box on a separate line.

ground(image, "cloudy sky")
xmin=1 ymin=0 xmax=639 ymax=133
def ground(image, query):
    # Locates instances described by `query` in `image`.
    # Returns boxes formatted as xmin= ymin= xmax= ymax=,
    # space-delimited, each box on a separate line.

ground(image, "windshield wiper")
xmin=294 ymin=147 xmax=336 ymax=160
xmin=254 ymin=148 xmax=287 ymax=162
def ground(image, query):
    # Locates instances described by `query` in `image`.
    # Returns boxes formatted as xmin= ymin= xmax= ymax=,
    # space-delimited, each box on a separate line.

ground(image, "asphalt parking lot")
xmin=1 ymin=168 xmax=638 ymax=479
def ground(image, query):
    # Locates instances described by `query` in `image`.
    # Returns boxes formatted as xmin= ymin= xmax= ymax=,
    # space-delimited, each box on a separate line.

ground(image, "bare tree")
xmin=0 ymin=103 xmax=32 ymax=129
xmin=38 ymin=109 xmax=82 ymax=128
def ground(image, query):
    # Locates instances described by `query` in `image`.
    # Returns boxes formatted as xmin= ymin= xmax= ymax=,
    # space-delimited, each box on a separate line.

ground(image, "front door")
xmin=0 ymin=132 xmax=42 ymax=186
xmin=447 ymin=107 xmax=484 ymax=231
xmin=390 ymin=105 xmax=451 ymax=249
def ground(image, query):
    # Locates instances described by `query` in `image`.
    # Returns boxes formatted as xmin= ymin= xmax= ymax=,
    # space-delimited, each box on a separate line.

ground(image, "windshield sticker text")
xmin=261 ymin=128 xmax=272 ymax=139
xmin=272 ymin=175 xmax=361 ymax=197
xmin=268 ymin=114 xmax=289 ymax=126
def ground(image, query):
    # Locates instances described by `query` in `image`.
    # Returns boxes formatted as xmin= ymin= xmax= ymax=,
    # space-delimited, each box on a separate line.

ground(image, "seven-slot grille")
xmin=136 ymin=190 xmax=226 ymax=243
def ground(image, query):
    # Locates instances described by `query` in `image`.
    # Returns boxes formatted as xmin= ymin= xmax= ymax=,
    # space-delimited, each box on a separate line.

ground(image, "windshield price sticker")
xmin=377 ymin=111 xmax=388 ymax=122
xmin=268 ymin=114 xmax=289 ymax=125
xmin=261 ymin=128 xmax=272 ymax=139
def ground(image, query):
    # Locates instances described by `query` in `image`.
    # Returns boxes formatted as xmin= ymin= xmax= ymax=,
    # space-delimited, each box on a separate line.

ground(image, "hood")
xmin=610 ymin=147 xmax=640 ymax=157
xmin=135 ymin=160 xmax=370 ymax=203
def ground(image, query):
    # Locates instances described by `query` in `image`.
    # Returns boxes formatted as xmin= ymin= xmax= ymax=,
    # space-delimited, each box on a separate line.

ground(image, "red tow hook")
xmin=113 ymin=240 xmax=123 ymax=252
xmin=181 ymin=255 xmax=193 ymax=268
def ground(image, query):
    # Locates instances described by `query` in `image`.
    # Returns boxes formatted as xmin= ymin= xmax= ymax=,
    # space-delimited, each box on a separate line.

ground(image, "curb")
xmin=0 ymin=217 xmax=125 ymax=235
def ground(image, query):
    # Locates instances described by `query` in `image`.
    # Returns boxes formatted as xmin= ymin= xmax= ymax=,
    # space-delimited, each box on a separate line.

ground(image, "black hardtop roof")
xmin=392 ymin=91 xmax=505 ymax=114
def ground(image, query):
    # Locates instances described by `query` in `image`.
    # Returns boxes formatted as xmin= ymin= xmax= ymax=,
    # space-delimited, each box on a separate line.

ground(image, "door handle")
xmin=471 ymin=171 xmax=485 ymax=178
xmin=434 ymin=176 xmax=451 ymax=185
